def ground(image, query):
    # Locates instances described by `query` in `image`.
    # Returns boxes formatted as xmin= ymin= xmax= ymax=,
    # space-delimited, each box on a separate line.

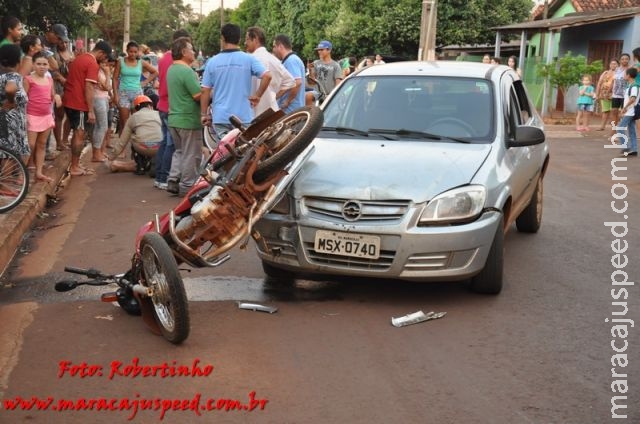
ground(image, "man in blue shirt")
xmin=272 ymin=33 xmax=305 ymax=113
xmin=200 ymin=23 xmax=272 ymax=138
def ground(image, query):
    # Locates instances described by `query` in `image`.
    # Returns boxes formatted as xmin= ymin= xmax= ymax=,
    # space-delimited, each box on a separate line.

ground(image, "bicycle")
xmin=0 ymin=146 xmax=28 ymax=213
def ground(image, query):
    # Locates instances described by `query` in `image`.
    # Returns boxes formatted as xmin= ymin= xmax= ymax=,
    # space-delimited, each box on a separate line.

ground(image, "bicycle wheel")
xmin=0 ymin=147 xmax=29 ymax=213
xmin=253 ymin=106 xmax=323 ymax=183
xmin=140 ymin=232 xmax=190 ymax=344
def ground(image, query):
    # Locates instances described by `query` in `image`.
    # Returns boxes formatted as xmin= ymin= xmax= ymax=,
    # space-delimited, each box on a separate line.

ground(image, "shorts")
xmin=132 ymin=139 xmax=161 ymax=157
xmin=26 ymin=113 xmax=55 ymax=132
xmin=612 ymin=98 xmax=624 ymax=109
xmin=577 ymin=104 xmax=594 ymax=112
xmin=64 ymin=107 xmax=89 ymax=131
xmin=118 ymin=88 xmax=143 ymax=109
xmin=600 ymin=99 xmax=612 ymax=113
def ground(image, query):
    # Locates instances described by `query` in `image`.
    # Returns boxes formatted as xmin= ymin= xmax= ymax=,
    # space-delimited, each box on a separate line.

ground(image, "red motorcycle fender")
xmin=135 ymin=293 xmax=162 ymax=336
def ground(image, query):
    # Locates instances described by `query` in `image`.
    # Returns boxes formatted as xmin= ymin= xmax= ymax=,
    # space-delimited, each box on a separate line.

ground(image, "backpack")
xmin=627 ymin=84 xmax=640 ymax=120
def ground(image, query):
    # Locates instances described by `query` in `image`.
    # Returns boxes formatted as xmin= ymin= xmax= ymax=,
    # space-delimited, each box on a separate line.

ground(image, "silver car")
xmin=255 ymin=61 xmax=550 ymax=294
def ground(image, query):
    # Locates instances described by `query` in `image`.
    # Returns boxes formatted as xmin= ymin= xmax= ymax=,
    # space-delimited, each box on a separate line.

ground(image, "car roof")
xmin=355 ymin=60 xmax=510 ymax=79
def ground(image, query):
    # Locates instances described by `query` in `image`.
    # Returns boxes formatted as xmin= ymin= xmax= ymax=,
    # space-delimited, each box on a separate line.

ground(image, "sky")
xmin=185 ymin=0 xmax=241 ymax=15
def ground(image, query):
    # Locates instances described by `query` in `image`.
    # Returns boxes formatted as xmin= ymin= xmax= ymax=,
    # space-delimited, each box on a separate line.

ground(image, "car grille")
xmin=303 ymin=197 xmax=410 ymax=222
xmin=302 ymin=241 xmax=395 ymax=270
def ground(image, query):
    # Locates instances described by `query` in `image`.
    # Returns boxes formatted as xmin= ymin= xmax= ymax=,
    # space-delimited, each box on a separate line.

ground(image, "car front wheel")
xmin=469 ymin=216 xmax=504 ymax=295
xmin=516 ymin=177 xmax=543 ymax=233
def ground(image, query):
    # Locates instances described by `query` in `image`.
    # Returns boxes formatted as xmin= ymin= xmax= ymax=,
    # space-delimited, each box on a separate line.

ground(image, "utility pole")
xmin=123 ymin=0 xmax=131 ymax=53
xmin=418 ymin=0 xmax=437 ymax=61
xmin=219 ymin=0 xmax=224 ymax=50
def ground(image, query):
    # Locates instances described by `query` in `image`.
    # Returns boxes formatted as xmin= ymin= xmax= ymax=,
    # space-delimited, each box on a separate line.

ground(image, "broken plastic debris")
xmin=237 ymin=302 xmax=278 ymax=314
xmin=94 ymin=315 xmax=114 ymax=321
xmin=391 ymin=310 xmax=446 ymax=327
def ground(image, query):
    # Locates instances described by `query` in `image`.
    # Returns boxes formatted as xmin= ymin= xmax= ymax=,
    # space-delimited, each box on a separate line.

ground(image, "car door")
xmin=502 ymin=74 xmax=537 ymax=215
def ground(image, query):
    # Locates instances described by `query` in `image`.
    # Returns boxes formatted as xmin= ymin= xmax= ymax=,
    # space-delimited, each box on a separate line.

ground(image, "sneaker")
xmin=166 ymin=180 xmax=179 ymax=195
xmin=154 ymin=181 xmax=168 ymax=190
xmin=627 ymin=151 xmax=638 ymax=157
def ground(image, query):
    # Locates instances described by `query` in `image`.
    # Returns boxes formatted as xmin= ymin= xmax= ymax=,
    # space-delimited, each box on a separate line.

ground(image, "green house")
xmin=494 ymin=0 xmax=640 ymax=114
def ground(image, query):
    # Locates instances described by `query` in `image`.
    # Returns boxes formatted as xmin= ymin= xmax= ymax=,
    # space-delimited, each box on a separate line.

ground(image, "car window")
xmin=323 ymin=76 xmax=495 ymax=142
xmin=513 ymin=80 xmax=532 ymax=123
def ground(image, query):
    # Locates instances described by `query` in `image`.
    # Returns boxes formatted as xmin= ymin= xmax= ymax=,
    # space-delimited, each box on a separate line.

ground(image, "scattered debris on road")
xmin=237 ymin=302 xmax=278 ymax=314
xmin=391 ymin=310 xmax=446 ymax=327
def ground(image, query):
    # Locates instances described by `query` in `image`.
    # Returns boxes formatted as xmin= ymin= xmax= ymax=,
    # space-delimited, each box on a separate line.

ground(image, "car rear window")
xmin=323 ymin=76 xmax=495 ymax=142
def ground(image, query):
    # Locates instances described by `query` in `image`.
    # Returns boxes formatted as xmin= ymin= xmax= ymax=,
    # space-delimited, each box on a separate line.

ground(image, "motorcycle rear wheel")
xmin=140 ymin=232 xmax=190 ymax=344
xmin=253 ymin=106 xmax=323 ymax=183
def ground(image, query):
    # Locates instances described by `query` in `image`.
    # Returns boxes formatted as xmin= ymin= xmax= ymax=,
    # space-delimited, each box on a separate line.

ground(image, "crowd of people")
xmin=577 ymin=51 xmax=640 ymax=157
xmin=0 ymin=16 xmax=363 ymax=198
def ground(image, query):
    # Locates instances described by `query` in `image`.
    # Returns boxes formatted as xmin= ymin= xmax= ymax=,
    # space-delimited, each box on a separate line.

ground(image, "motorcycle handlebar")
xmin=64 ymin=266 xmax=103 ymax=279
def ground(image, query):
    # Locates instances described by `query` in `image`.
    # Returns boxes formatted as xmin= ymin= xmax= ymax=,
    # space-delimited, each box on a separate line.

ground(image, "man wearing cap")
xmin=107 ymin=95 xmax=162 ymax=174
xmin=63 ymin=40 xmax=112 ymax=175
xmin=309 ymin=40 xmax=342 ymax=102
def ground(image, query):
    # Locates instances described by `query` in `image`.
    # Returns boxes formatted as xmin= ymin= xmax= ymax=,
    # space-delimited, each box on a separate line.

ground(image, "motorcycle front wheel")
xmin=140 ymin=232 xmax=190 ymax=344
xmin=253 ymin=105 xmax=323 ymax=183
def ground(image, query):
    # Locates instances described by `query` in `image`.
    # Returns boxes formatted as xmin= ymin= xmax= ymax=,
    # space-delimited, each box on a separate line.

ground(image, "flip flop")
xmin=36 ymin=175 xmax=54 ymax=183
xmin=70 ymin=168 xmax=96 ymax=176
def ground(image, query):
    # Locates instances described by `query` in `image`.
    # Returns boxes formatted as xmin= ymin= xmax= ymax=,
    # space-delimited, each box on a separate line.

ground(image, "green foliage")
xmin=227 ymin=0 xmax=531 ymax=60
xmin=0 ymin=0 xmax=94 ymax=36
xmin=537 ymin=52 xmax=603 ymax=94
xmin=4 ymin=0 xmax=533 ymax=58
xmin=537 ymin=51 xmax=603 ymax=112
xmin=93 ymin=0 xmax=150 ymax=49
xmin=193 ymin=8 xmax=232 ymax=56
xmin=134 ymin=0 xmax=191 ymax=51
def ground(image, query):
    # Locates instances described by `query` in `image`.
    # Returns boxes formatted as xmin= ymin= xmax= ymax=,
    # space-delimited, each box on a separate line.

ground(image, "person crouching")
xmin=107 ymin=95 xmax=161 ymax=173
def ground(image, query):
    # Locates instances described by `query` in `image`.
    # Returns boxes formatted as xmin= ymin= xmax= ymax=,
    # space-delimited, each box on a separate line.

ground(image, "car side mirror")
xmin=508 ymin=126 xmax=545 ymax=148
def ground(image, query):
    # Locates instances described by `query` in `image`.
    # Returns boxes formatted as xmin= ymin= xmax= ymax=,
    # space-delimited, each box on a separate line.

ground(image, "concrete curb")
xmin=0 ymin=151 xmax=70 ymax=277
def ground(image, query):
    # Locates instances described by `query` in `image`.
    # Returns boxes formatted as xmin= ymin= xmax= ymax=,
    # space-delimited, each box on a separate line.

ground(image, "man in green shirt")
xmin=166 ymin=37 xmax=202 ymax=196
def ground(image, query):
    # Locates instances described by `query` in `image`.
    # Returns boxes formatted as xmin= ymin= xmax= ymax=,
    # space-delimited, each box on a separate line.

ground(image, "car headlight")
xmin=419 ymin=185 xmax=486 ymax=225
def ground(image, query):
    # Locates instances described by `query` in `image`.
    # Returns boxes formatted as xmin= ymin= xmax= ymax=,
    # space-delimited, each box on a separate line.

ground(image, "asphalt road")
xmin=0 ymin=131 xmax=638 ymax=423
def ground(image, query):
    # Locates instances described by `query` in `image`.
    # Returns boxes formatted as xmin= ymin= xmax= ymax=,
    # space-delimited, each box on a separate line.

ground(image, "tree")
xmin=537 ymin=52 xmax=603 ymax=115
xmin=193 ymin=8 xmax=233 ymax=56
xmin=209 ymin=0 xmax=531 ymax=60
xmin=1 ymin=0 xmax=94 ymax=36
xmin=437 ymin=0 xmax=531 ymax=47
xmin=93 ymin=0 xmax=150 ymax=49
xmin=134 ymin=0 xmax=192 ymax=51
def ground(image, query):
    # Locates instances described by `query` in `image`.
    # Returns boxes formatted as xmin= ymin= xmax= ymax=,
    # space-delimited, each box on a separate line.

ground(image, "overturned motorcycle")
xmin=55 ymin=106 xmax=323 ymax=344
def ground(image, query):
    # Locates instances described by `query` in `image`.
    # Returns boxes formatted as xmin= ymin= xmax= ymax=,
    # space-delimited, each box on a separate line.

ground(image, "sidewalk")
xmin=0 ymin=150 xmax=71 ymax=276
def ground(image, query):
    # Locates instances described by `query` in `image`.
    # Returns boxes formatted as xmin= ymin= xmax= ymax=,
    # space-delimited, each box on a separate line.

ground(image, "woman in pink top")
xmin=23 ymin=51 xmax=61 ymax=183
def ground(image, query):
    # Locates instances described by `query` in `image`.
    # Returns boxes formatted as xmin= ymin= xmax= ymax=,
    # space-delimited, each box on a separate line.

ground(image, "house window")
xmin=588 ymin=40 xmax=623 ymax=66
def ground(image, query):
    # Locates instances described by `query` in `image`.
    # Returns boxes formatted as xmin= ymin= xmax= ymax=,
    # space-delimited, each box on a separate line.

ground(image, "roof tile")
xmin=533 ymin=0 xmax=640 ymax=19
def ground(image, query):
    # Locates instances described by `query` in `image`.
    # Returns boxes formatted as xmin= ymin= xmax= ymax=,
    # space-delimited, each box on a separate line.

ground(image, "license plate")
xmin=314 ymin=230 xmax=380 ymax=259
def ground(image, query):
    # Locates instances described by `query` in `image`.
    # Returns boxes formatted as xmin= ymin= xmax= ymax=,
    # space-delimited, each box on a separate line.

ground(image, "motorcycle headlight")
xmin=419 ymin=185 xmax=486 ymax=225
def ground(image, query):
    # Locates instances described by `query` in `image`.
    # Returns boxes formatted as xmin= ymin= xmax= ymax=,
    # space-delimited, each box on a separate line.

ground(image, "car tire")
xmin=469 ymin=216 xmax=504 ymax=295
xmin=262 ymin=261 xmax=295 ymax=283
xmin=516 ymin=177 xmax=543 ymax=233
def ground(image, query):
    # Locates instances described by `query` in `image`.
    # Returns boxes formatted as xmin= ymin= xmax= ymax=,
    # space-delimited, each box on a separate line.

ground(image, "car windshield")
xmin=322 ymin=75 xmax=495 ymax=142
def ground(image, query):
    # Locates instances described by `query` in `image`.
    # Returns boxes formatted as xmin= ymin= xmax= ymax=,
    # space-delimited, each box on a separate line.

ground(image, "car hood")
xmin=292 ymin=137 xmax=492 ymax=202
